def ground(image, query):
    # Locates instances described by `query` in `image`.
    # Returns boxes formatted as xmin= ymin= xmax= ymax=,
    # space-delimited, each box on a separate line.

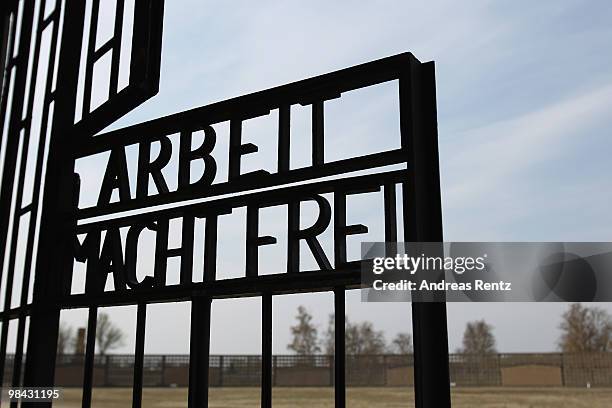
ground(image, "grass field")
xmin=51 ymin=387 xmax=612 ymax=407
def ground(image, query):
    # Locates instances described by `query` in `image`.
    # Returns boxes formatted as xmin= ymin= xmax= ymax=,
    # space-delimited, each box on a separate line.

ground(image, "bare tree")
xmin=287 ymin=306 xmax=321 ymax=355
xmin=57 ymin=323 xmax=74 ymax=355
xmin=323 ymin=314 xmax=387 ymax=355
xmin=346 ymin=320 xmax=386 ymax=355
xmin=323 ymin=313 xmax=335 ymax=355
xmin=391 ymin=333 xmax=413 ymax=354
xmin=458 ymin=320 xmax=496 ymax=354
xmin=96 ymin=313 xmax=125 ymax=355
xmin=559 ymin=303 xmax=612 ymax=352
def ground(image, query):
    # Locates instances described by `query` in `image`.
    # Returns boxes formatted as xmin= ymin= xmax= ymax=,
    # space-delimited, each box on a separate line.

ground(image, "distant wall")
xmin=4 ymin=353 xmax=612 ymax=387
xmin=501 ymin=365 xmax=562 ymax=386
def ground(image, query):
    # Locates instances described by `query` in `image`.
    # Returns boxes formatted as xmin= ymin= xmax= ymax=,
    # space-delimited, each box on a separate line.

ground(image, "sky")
xmin=4 ymin=0 xmax=612 ymax=356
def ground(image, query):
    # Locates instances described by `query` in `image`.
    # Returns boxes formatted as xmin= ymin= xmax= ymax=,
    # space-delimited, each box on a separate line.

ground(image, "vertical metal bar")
xmin=312 ymin=100 xmax=324 ymax=165
xmin=0 ymin=0 xmax=35 ymax=323
xmin=180 ymin=215 xmax=195 ymax=285
xmin=0 ymin=2 xmax=17 ymax=151
xmin=108 ymin=0 xmax=125 ymax=96
xmin=334 ymin=287 xmax=345 ymax=408
xmin=18 ymin=0 xmax=64 ymax=308
xmin=4 ymin=0 xmax=61 ymax=332
xmin=22 ymin=1 xmax=85 ymax=405
xmin=0 ymin=1 xmax=35 ymax=391
xmin=132 ymin=302 xmax=147 ymax=408
xmin=261 ymin=293 xmax=272 ymax=408
xmin=228 ymin=119 xmax=242 ymax=180
xmin=277 ymin=104 xmax=290 ymax=173
xmin=245 ymin=205 xmax=261 ymax=278
xmin=0 ymin=6 xmax=12 ymax=99
xmin=18 ymin=0 xmax=69 ymax=304
xmin=81 ymin=306 xmax=98 ymax=408
xmin=0 ymin=317 xmax=11 ymax=390
xmin=82 ymin=0 xmax=100 ymax=116
xmin=383 ymin=183 xmax=397 ymax=243
xmin=400 ymin=58 xmax=451 ymax=407
xmin=4 ymin=0 xmax=45 ymax=318
xmin=9 ymin=314 xmax=26 ymax=407
xmin=188 ymin=296 xmax=211 ymax=408
xmin=129 ymin=0 xmax=164 ymax=90
xmin=203 ymin=214 xmax=218 ymax=283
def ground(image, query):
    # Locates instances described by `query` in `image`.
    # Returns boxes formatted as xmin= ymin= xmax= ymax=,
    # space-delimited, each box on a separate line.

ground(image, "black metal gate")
xmin=0 ymin=1 xmax=451 ymax=407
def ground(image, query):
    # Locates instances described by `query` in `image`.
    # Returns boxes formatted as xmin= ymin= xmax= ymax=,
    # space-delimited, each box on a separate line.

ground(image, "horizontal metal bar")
xmin=0 ymin=305 xmax=32 ymax=321
xmin=18 ymin=203 xmax=32 ymax=216
xmin=76 ymin=86 xmax=151 ymax=137
xmin=77 ymin=149 xmax=408 ymax=220
xmin=74 ymin=52 xmax=417 ymax=158
xmin=41 ymin=8 xmax=59 ymax=29
xmin=76 ymin=168 xmax=408 ymax=232
xmin=7 ymin=56 xmax=19 ymax=68
xmin=92 ymin=37 xmax=115 ymax=62
xmin=59 ymin=267 xmax=362 ymax=309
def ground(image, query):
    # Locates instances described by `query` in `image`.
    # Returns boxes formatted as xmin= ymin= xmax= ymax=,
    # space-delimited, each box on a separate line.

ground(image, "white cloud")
xmin=442 ymin=82 xmax=612 ymax=240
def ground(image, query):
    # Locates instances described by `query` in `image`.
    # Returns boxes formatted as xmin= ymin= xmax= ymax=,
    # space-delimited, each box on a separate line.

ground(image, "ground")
xmin=53 ymin=387 xmax=612 ymax=407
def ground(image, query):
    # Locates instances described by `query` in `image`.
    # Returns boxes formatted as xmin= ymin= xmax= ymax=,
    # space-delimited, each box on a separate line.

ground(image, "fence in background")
xmin=4 ymin=353 xmax=612 ymax=388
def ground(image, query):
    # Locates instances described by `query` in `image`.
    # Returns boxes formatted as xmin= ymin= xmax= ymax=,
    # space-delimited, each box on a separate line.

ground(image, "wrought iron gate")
xmin=0 ymin=1 xmax=451 ymax=407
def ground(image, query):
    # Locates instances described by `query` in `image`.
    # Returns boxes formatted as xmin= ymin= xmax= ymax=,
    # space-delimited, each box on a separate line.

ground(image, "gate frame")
xmin=0 ymin=3 xmax=451 ymax=407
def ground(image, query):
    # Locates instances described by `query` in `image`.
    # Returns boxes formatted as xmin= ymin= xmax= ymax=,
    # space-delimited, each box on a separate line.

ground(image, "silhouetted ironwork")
xmin=0 ymin=2 xmax=450 ymax=407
